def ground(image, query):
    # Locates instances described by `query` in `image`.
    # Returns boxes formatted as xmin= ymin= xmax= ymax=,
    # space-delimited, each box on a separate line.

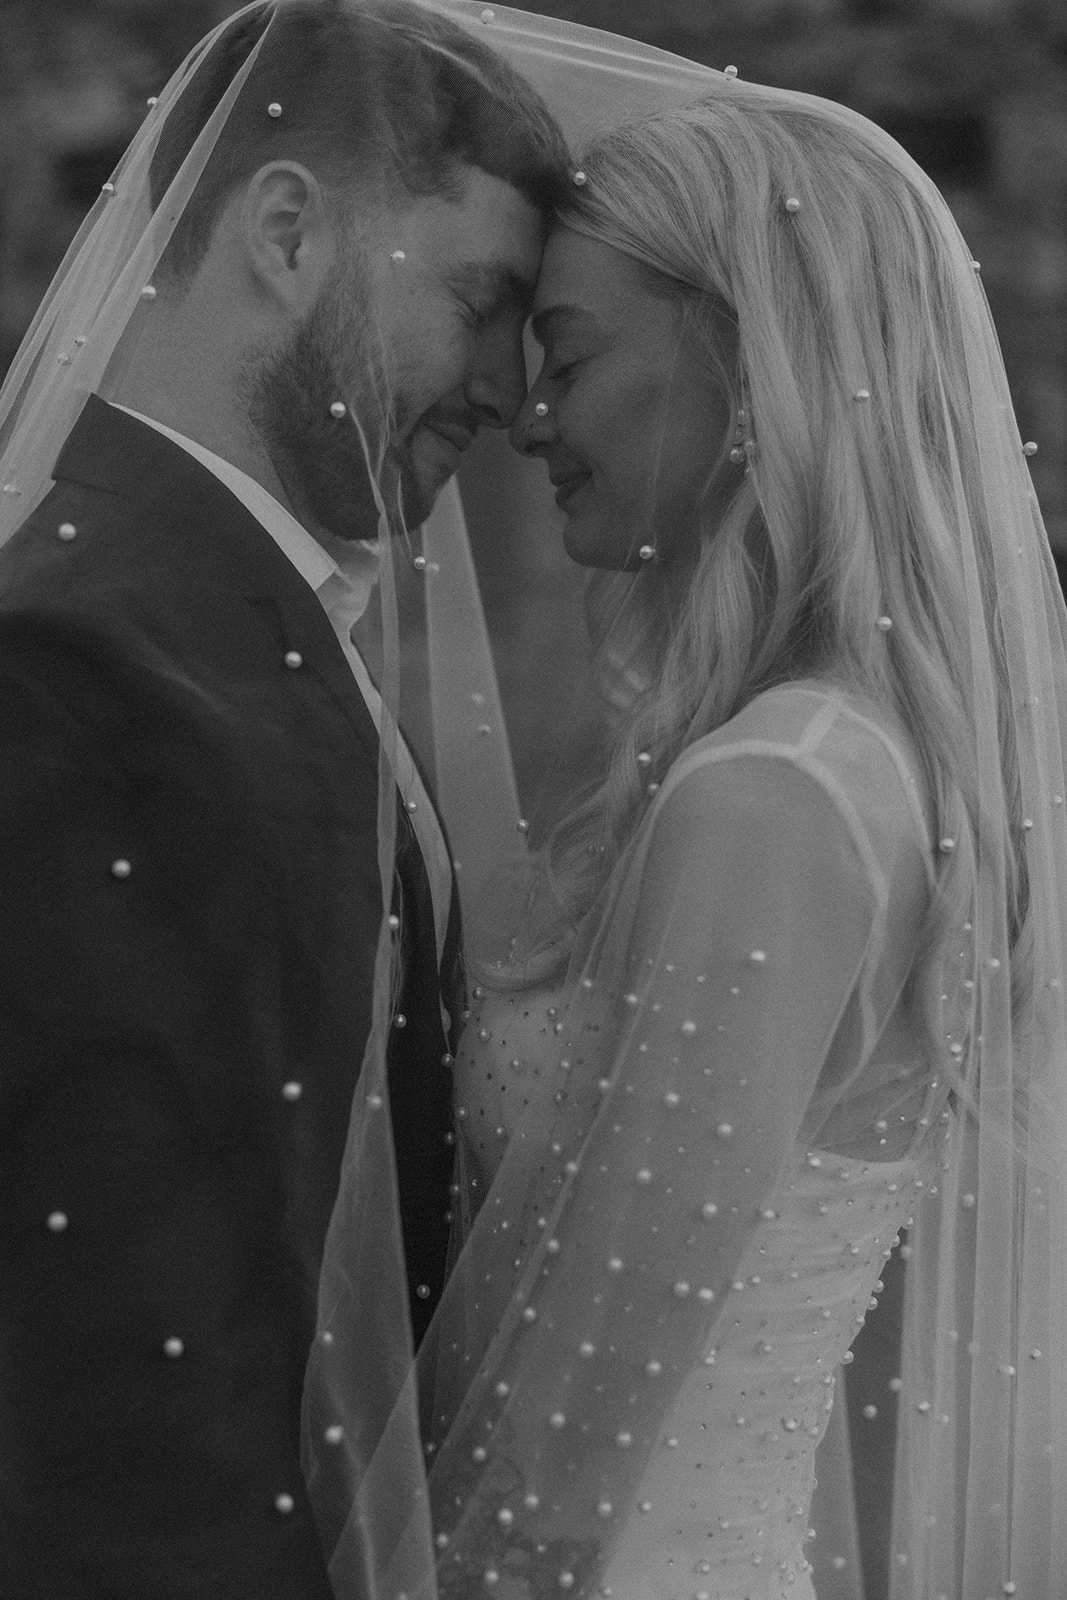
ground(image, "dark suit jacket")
xmin=0 ymin=397 xmax=460 ymax=1599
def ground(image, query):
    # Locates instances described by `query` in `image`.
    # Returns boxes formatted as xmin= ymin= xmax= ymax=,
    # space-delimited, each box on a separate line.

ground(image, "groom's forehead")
xmin=402 ymin=167 xmax=544 ymax=290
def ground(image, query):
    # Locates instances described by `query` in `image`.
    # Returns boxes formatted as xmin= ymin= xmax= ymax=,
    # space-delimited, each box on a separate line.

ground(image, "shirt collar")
xmin=110 ymin=404 xmax=380 ymax=629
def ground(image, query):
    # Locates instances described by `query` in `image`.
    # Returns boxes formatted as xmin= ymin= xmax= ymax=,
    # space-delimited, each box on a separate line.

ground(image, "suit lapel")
xmin=249 ymin=589 xmax=382 ymax=765
xmin=54 ymin=396 xmax=382 ymax=762
xmin=52 ymin=395 xmax=459 ymax=990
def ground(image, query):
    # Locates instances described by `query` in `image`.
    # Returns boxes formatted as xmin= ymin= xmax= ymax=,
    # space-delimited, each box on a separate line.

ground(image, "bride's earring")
xmin=730 ymin=403 xmax=757 ymax=474
xmin=729 ymin=405 xmax=748 ymax=466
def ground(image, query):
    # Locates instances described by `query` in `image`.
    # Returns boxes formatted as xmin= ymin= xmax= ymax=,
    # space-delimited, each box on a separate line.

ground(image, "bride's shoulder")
xmin=666 ymin=677 xmax=885 ymax=767
xmin=655 ymin=678 xmax=931 ymax=855
xmin=706 ymin=678 xmax=849 ymax=749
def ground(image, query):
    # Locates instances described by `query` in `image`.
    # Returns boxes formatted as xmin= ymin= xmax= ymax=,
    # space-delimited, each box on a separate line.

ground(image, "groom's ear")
xmin=236 ymin=161 xmax=336 ymax=314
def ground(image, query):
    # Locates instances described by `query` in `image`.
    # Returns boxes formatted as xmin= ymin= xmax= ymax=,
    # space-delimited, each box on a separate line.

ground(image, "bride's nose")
xmin=509 ymin=393 xmax=554 ymax=456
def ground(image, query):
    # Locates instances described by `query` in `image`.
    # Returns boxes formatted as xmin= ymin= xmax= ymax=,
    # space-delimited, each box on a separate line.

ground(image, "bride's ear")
xmin=236 ymin=161 xmax=335 ymax=313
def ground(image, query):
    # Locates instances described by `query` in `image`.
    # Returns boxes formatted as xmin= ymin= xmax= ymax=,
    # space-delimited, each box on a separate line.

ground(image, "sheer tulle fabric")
xmin=0 ymin=0 xmax=412 ymax=1580
xmin=1 ymin=5 xmax=1065 ymax=1598
xmin=407 ymin=23 xmax=1067 ymax=1600
xmin=0 ymin=14 xmax=266 ymax=541
xmin=412 ymin=688 xmax=942 ymax=1600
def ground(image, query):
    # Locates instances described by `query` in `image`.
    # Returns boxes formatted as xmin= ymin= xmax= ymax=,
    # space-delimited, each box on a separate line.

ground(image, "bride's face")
xmin=513 ymin=227 xmax=733 ymax=572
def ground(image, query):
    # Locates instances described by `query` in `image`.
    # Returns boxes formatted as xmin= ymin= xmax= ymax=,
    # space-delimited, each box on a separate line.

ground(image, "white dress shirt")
xmin=112 ymin=405 xmax=453 ymax=961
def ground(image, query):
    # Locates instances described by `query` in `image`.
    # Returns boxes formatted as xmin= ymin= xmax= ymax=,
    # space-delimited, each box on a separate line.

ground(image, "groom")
xmin=0 ymin=3 xmax=567 ymax=1596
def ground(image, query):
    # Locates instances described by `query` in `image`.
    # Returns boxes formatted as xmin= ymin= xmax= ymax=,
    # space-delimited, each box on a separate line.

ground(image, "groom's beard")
xmin=245 ymin=273 xmax=422 ymax=542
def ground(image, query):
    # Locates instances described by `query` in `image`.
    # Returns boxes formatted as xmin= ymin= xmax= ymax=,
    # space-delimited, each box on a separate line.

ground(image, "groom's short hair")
xmin=150 ymin=0 xmax=569 ymax=283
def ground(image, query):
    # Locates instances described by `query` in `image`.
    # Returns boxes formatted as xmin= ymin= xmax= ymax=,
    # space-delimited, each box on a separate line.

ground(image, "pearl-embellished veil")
xmin=2 ymin=5 xmax=1065 ymax=1598
xmin=378 ymin=13 xmax=1067 ymax=1600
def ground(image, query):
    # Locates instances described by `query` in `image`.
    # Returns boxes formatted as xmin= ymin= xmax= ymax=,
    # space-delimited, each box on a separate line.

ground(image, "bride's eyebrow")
xmin=530 ymin=305 xmax=602 ymax=346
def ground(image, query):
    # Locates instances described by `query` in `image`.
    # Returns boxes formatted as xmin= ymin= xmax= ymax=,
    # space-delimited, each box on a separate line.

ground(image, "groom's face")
xmin=373 ymin=168 xmax=545 ymax=527
xmin=251 ymin=166 xmax=544 ymax=539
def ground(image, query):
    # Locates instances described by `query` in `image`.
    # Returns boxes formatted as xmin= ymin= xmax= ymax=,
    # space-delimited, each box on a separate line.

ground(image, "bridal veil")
xmin=0 ymin=4 xmax=1063 ymax=1596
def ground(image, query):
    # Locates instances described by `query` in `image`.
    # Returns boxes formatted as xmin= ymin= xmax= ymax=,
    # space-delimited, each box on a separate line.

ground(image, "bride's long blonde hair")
xmin=528 ymin=90 xmax=1030 ymax=1032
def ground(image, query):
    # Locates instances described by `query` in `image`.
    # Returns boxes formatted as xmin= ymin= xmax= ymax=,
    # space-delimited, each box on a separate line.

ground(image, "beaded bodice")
xmin=436 ymin=688 xmax=936 ymax=1600
xmin=596 ymin=1151 xmax=917 ymax=1599
xmin=455 ymin=992 xmax=919 ymax=1599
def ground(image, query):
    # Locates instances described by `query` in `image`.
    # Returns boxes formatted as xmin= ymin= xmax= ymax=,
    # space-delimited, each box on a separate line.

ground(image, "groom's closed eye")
xmin=448 ymin=262 xmax=536 ymax=328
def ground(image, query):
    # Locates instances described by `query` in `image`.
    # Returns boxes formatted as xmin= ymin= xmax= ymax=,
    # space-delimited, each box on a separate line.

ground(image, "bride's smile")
xmin=513 ymin=227 xmax=736 ymax=575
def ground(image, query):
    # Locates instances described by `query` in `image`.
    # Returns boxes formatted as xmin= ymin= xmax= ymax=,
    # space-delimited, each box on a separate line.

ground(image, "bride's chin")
xmin=561 ymin=526 xmax=632 ymax=573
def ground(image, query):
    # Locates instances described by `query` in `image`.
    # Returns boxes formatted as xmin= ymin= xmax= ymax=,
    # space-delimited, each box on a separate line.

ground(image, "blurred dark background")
xmin=1 ymin=3 xmax=1065 ymax=1594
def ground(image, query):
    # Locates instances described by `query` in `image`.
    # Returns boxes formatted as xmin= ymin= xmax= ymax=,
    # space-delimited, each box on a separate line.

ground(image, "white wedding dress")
xmin=442 ymin=684 xmax=942 ymax=1600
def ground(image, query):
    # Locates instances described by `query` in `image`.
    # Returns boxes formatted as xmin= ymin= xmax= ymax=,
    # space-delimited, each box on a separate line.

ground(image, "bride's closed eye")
xmin=544 ymin=355 xmax=584 ymax=386
xmin=537 ymin=334 xmax=590 ymax=386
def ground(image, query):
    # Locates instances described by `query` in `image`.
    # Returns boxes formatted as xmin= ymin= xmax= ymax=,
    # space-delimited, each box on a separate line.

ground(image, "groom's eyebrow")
xmin=448 ymin=261 xmax=536 ymax=312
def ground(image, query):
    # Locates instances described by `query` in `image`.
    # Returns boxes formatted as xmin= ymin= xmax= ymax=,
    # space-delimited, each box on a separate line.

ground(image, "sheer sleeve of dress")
xmin=389 ymin=695 xmax=935 ymax=1598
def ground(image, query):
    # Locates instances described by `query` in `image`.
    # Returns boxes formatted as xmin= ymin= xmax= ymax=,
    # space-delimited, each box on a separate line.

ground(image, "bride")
xmin=376 ymin=75 xmax=1067 ymax=1600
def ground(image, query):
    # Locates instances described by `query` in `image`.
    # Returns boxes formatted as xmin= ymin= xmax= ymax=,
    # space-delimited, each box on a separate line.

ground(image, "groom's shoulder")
xmin=0 ymin=407 xmax=263 ymax=645
xmin=0 ymin=484 xmax=262 ymax=737
xmin=0 ymin=475 xmax=168 ymax=609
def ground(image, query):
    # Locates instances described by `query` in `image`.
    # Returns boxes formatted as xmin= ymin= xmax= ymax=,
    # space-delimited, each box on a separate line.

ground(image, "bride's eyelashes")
xmin=542 ymin=353 xmax=584 ymax=387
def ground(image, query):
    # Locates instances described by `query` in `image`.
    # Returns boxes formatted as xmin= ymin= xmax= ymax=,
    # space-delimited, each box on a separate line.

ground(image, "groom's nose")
xmin=465 ymin=324 xmax=528 ymax=429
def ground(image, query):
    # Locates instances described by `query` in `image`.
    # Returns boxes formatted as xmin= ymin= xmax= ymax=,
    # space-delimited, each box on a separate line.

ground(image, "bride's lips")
xmin=552 ymin=471 xmax=592 ymax=510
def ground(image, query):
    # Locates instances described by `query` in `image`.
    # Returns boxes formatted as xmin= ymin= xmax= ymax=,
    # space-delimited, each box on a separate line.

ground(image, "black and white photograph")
xmin=1 ymin=3 xmax=1065 ymax=1597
